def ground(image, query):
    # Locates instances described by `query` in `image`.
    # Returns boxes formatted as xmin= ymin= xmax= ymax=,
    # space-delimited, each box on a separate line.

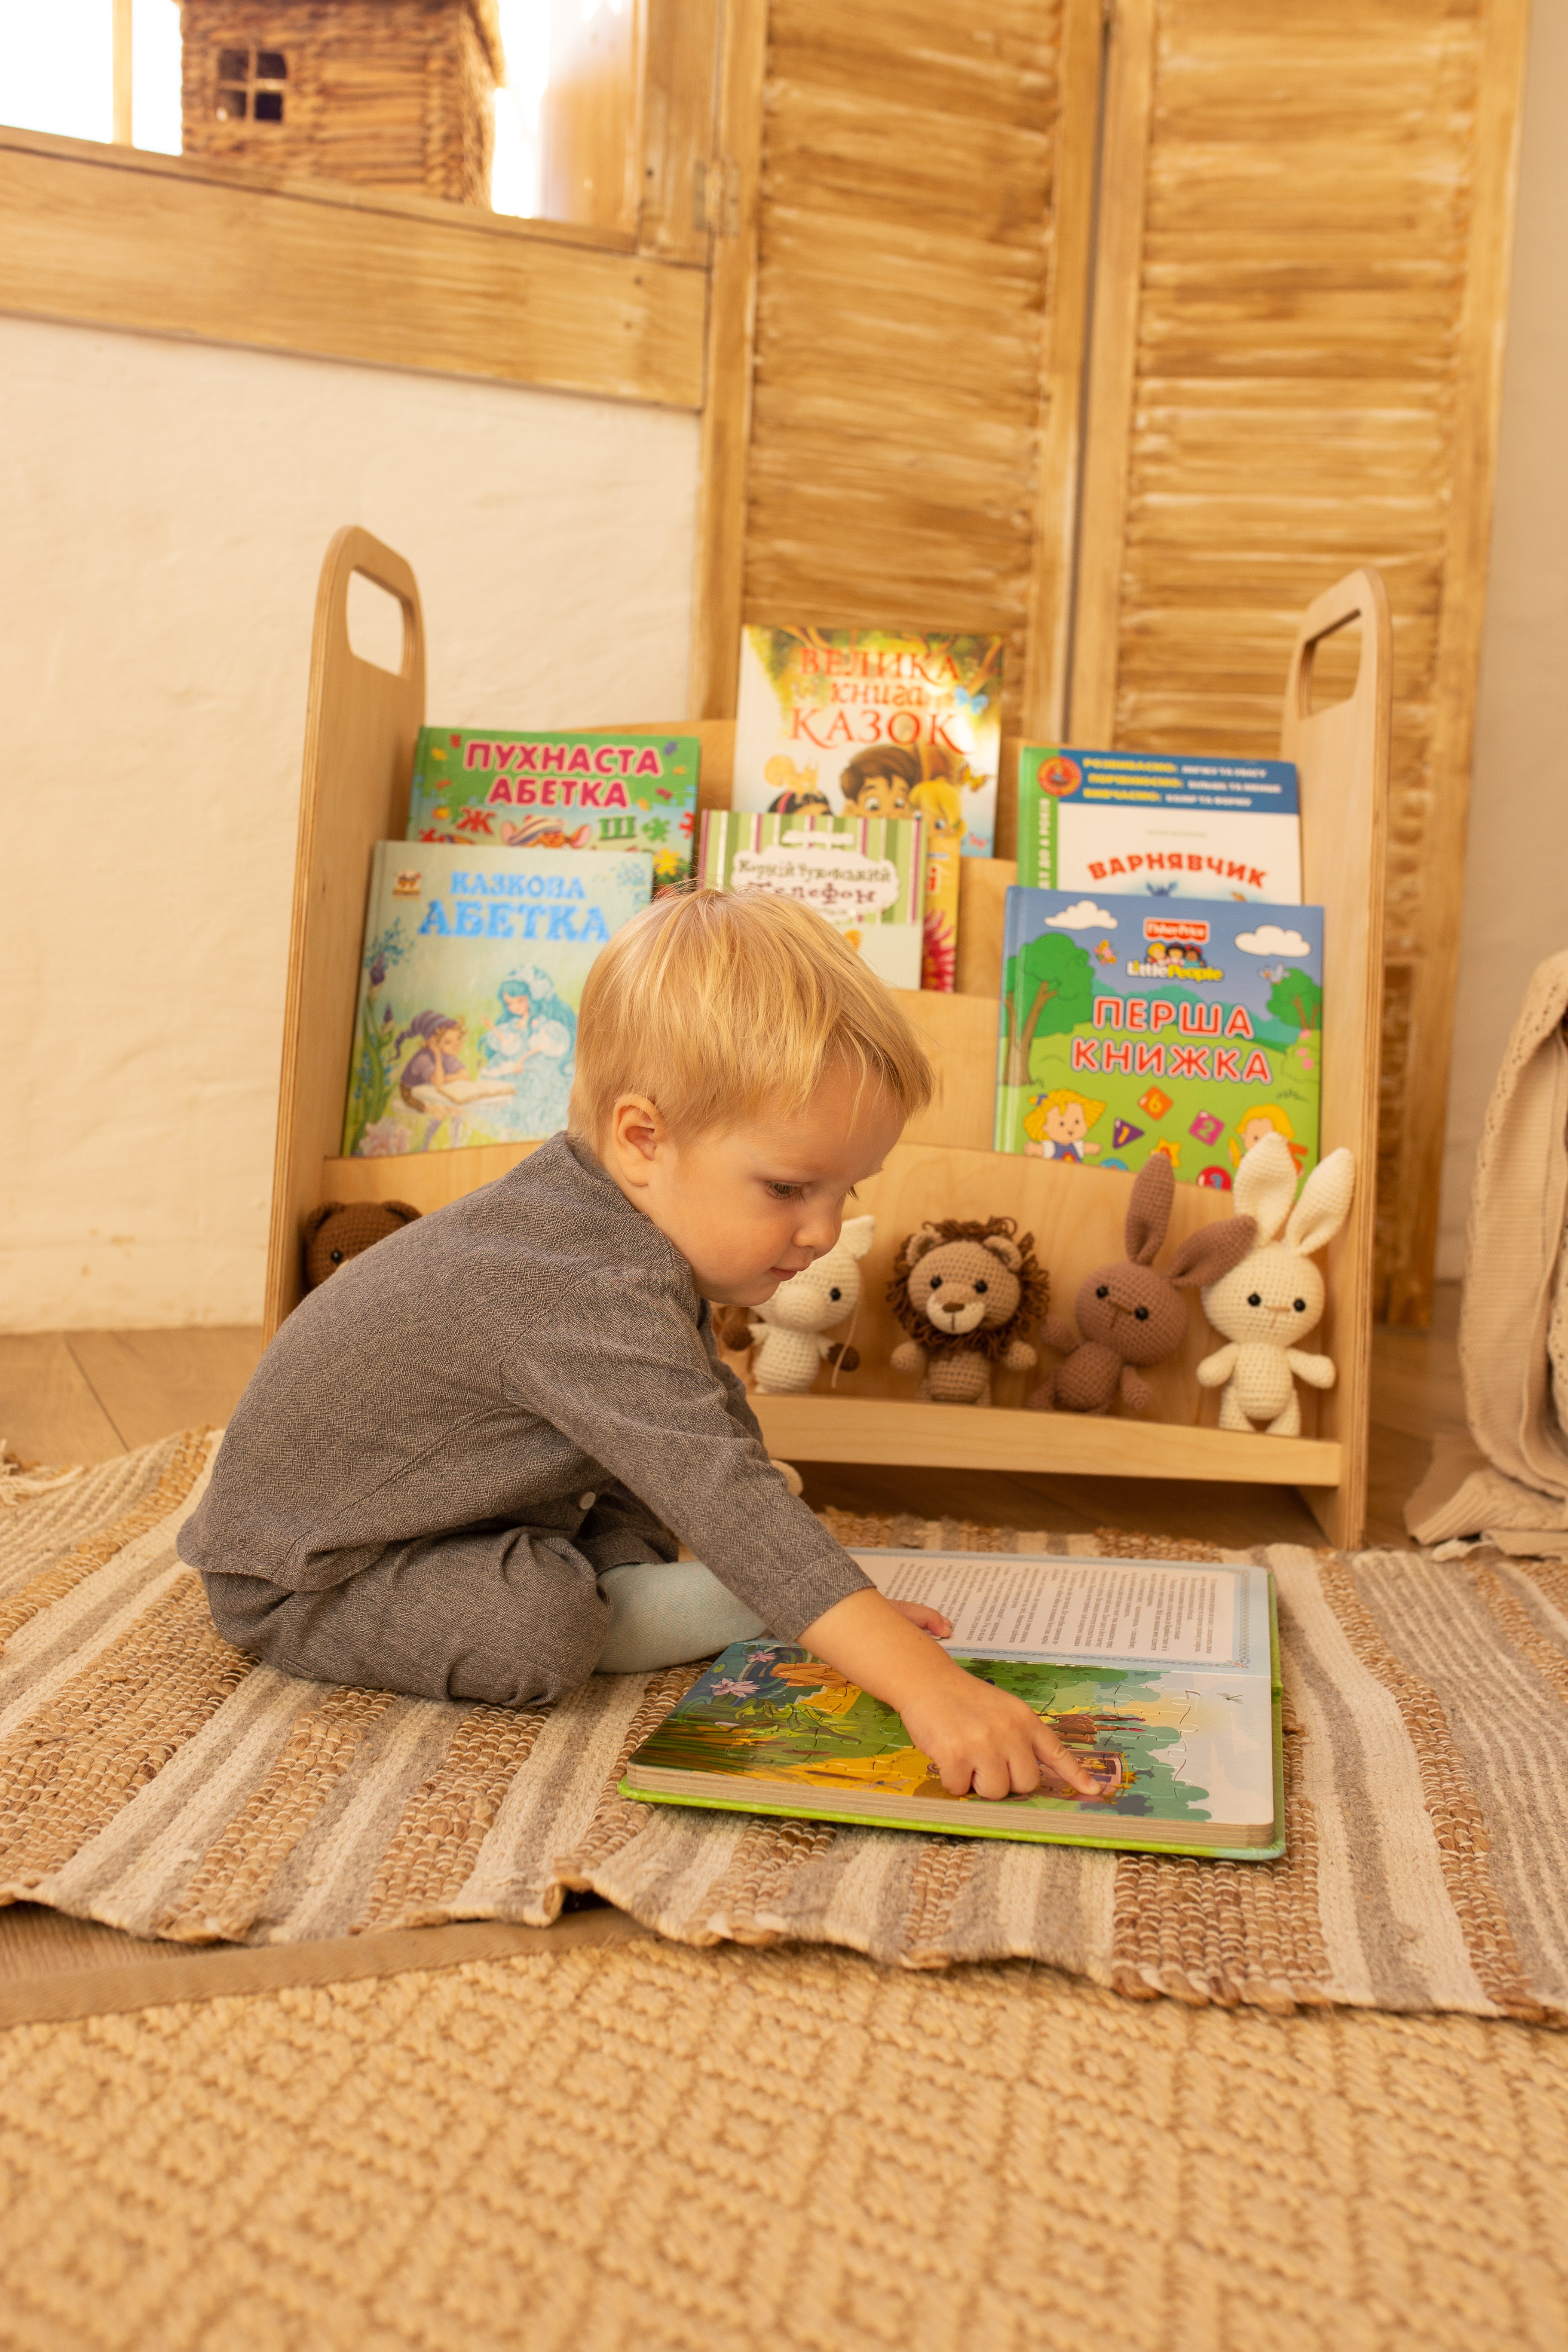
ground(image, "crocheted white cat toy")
xmin=1197 ymin=1133 xmax=1356 ymax=1436
xmin=747 ymin=1215 xmax=875 ymax=1395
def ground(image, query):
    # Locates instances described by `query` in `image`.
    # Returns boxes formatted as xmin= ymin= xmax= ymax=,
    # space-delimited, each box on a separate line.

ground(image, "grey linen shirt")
xmin=178 ymin=1131 xmax=871 ymax=1642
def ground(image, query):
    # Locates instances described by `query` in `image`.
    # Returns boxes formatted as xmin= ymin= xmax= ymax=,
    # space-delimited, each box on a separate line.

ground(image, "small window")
xmin=214 ymin=45 xmax=287 ymax=127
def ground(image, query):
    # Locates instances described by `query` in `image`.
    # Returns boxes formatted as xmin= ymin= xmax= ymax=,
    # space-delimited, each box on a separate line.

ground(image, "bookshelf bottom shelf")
xmin=749 ymin=1395 xmax=1340 ymax=1487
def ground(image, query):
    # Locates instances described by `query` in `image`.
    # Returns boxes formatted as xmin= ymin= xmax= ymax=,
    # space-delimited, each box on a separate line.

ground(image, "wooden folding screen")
xmin=692 ymin=0 xmax=1104 ymax=789
xmin=693 ymin=0 xmax=1528 ymax=1321
xmin=1068 ymin=0 xmax=1529 ymax=1323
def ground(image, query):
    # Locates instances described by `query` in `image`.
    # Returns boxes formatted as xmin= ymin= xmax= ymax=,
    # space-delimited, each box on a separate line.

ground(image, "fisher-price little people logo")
xmin=1127 ymin=914 xmax=1223 ymax=984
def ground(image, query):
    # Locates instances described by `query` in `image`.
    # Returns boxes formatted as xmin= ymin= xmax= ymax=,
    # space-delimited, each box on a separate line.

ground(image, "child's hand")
xmin=798 ymin=1589 xmax=1109 ymax=1805
xmin=898 ymin=1672 xmax=1106 ymax=1802
xmin=888 ymin=1599 xmax=952 ymax=1638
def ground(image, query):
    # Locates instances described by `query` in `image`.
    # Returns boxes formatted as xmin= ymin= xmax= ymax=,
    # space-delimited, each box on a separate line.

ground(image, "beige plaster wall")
xmin=1437 ymin=0 xmax=1568 ymax=1280
xmin=0 ymin=318 xmax=698 ymax=1329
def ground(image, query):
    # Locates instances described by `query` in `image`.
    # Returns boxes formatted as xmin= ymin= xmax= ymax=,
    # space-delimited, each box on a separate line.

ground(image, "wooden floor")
xmin=2 ymin=1288 xmax=1464 ymax=1550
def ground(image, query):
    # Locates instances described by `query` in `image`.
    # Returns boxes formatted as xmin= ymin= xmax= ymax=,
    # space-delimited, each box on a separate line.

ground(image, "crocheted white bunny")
xmin=1197 ymin=1133 xmax=1356 ymax=1436
xmin=748 ymin=1215 xmax=875 ymax=1394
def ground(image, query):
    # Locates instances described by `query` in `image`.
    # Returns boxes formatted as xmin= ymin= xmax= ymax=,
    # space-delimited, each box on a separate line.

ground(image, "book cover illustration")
xmin=993 ymin=888 xmax=1324 ymax=1188
xmin=700 ymin=809 xmax=927 ymax=992
xmin=623 ymin=1553 xmax=1280 ymax=1857
xmin=342 ymin=841 xmax=651 ymax=1158
xmin=624 ymin=1646 xmax=1274 ymax=1851
xmin=407 ymin=728 xmax=700 ymax=891
xmin=732 ymin=627 xmax=1005 ymax=989
xmin=1018 ymin=746 xmax=1302 ymax=904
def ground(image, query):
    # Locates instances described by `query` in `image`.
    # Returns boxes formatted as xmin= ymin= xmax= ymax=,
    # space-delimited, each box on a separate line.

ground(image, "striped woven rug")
xmin=3 ymin=1430 xmax=1567 ymax=2018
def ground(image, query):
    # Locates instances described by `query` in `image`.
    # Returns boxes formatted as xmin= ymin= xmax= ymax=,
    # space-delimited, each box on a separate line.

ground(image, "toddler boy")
xmin=181 ymin=891 xmax=1098 ymax=1801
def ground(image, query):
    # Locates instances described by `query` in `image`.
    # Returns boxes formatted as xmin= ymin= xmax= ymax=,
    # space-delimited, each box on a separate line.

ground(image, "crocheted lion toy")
xmin=886 ymin=1216 xmax=1046 ymax=1407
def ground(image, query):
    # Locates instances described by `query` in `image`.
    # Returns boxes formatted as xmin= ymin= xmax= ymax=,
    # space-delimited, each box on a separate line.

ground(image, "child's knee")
xmin=200 ymin=1566 xmax=295 ymax=1663
xmin=594 ymin=1558 xmax=766 ymax=1675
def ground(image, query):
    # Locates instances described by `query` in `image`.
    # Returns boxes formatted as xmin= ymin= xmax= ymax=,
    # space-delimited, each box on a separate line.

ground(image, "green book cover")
xmin=993 ymin=886 xmax=1324 ymax=1188
xmin=342 ymin=841 xmax=651 ymax=1158
xmin=407 ymin=727 xmax=700 ymax=891
xmin=623 ymin=1551 xmax=1283 ymax=1860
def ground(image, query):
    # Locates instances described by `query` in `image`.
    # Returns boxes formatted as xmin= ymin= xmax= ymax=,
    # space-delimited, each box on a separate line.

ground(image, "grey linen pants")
xmin=201 ymin=1524 xmax=610 ymax=1709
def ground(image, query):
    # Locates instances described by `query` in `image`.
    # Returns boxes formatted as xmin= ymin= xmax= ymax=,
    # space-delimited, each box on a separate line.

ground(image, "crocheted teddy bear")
xmin=744 ymin=1215 xmax=876 ymax=1394
xmin=303 ymin=1199 xmax=420 ymax=1289
xmin=886 ymin=1217 xmax=1045 ymax=1407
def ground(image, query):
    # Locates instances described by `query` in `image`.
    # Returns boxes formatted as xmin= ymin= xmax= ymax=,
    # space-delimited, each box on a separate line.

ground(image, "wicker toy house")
xmin=179 ymin=0 xmax=504 ymax=206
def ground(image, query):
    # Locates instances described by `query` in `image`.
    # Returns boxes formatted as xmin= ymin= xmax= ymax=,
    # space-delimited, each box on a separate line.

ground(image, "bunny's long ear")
xmin=1285 ymin=1148 xmax=1356 ymax=1256
xmin=1165 ymin=1213 xmax=1256 ymax=1291
xmin=1124 ymin=1153 xmax=1174 ymax=1265
xmin=1231 ymin=1131 xmax=1297 ymax=1240
xmin=839 ymin=1213 xmax=876 ymax=1261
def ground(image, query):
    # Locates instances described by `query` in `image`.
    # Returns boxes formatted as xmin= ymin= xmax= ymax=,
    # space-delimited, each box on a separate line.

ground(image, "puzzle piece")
xmin=1188 ymin=1108 xmax=1225 ymax=1145
xmin=1111 ymin=1118 xmax=1145 ymax=1150
xmin=1136 ymin=1086 xmax=1173 ymax=1120
xmin=1197 ymin=1165 xmax=1233 ymax=1191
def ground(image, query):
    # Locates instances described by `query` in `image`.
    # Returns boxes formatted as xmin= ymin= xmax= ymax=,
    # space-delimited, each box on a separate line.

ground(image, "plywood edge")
xmin=263 ymin=529 xmax=426 ymax=1339
xmin=753 ymin=1393 xmax=1339 ymax=1485
xmin=320 ymin=1141 xmax=542 ymax=1214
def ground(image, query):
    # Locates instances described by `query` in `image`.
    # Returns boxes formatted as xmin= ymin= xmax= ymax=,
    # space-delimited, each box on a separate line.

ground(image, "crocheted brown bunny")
xmin=1028 ymin=1155 xmax=1255 ymax=1416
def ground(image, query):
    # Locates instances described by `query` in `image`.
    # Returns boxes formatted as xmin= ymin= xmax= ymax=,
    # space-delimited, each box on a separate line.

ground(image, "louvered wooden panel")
xmin=738 ymin=0 xmax=1069 ymax=750
xmin=1072 ymin=0 xmax=1525 ymax=1323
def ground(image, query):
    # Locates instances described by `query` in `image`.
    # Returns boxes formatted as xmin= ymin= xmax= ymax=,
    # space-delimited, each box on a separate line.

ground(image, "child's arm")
xmin=798 ymin=1588 xmax=1106 ymax=1801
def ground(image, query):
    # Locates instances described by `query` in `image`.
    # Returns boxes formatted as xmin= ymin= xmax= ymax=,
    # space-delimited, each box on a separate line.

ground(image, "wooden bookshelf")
xmin=266 ymin=530 xmax=1389 ymax=1544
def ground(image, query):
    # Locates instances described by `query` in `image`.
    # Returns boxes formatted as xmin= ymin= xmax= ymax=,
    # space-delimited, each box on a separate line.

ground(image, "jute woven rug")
xmin=5 ymin=1429 xmax=1568 ymax=2018
xmin=6 ymin=1936 xmax=1566 ymax=2352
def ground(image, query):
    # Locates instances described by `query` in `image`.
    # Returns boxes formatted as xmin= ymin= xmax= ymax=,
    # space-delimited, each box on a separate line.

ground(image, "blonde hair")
xmin=569 ymin=888 xmax=934 ymax=1142
xmin=1022 ymin=1087 xmax=1106 ymax=1138
xmin=1230 ymin=1102 xmax=1295 ymax=1165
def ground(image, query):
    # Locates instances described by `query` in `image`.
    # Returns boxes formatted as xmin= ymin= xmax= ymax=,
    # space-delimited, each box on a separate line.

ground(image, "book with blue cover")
xmin=407 ymin=727 xmax=700 ymax=891
xmin=622 ymin=1550 xmax=1283 ymax=1859
xmin=342 ymin=841 xmax=651 ymax=1158
xmin=993 ymin=887 xmax=1325 ymax=1189
xmin=1017 ymin=745 xmax=1302 ymax=903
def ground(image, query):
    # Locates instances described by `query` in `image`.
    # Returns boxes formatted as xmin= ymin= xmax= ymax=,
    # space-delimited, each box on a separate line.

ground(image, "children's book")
xmin=732 ymin=626 xmax=1005 ymax=989
xmin=622 ymin=1550 xmax=1283 ymax=1859
xmin=1017 ymin=746 xmax=1302 ymax=904
xmin=406 ymin=727 xmax=700 ymax=891
xmin=699 ymin=809 xmax=927 ymax=992
xmin=341 ymin=841 xmax=651 ymax=1158
xmin=992 ymin=887 xmax=1324 ymax=1188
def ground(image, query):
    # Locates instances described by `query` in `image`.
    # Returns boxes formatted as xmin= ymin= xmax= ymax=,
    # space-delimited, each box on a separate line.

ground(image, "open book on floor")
xmin=622 ymin=1551 xmax=1283 ymax=1861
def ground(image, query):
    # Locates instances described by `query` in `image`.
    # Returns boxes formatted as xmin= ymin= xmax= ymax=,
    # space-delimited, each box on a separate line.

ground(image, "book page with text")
xmin=854 ymin=1552 xmax=1253 ymax=1671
